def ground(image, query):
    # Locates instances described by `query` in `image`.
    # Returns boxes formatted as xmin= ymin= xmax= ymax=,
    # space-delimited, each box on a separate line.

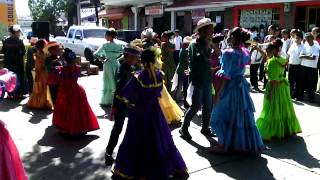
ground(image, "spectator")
xmin=298 ymin=33 xmax=319 ymax=103
xmin=173 ymin=29 xmax=183 ymax=66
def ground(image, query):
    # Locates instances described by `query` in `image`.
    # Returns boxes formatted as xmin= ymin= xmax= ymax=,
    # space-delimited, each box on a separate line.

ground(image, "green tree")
xmin=28 ymin=0 xmax=77 ymax=35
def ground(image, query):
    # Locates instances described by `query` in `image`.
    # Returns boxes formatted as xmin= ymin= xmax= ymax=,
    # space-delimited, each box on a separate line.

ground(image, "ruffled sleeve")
xmin=216 ymin=51 xmax=232 ymax=80
xmin=266 ymin=58 xmax=280 ymax=81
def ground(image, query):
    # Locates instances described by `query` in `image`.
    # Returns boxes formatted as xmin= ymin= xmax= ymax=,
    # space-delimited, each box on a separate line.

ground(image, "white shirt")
xmin=281 ymin=38 xmax=291 ymax=59
xmin=287 ymin=43 xmax=304 ymax=65
xmin=220 ymin=38 xmax=228 ymax=50
xmin=250 ymin=49 xmax=263 ymax=64
xmin=174 ymin=36 xmax=182 ymax=50
xmin=300 ymin=43 xmax=320 ymax=68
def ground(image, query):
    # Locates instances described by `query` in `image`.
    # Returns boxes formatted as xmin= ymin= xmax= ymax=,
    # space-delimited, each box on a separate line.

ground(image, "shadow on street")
xmin=23 ymin=126 xmax=108 ymax=180
xmin=264 ymin=136 xmax=320 ymax=169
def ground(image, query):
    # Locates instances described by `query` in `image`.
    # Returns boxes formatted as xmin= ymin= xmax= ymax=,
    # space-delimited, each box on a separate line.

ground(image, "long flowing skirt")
xmin=27 ymin=70 xmax=52 ymax=109
xmin=53 ymin=83 xmax=99 ymax=135
xmin=100 ymin=59 xmax=119 ymax=106
xmin=256 ymin=80 xmax=302 ymax=140
xmin=113 ymin=100 xmax=187 ymax=179
xmin=211 ymin=77 xmax=264 ymax=152
xmin=0 ymin=121 xmax=28 ymax=180
xmin=159 ymin=85 xmax=183 ymax=124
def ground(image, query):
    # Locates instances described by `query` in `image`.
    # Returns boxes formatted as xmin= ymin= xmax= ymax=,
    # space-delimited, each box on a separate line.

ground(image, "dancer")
xmin=112 ymin=49 xmax=187 ymax=180
xmin=161 ymin=31 xmax=176 ymax=91
xmin=210 ymin=34 xmax=224 ymax=98
xmin=27 ymin=39 xmax=53 ymax=109
xmin=210 ymin=27 xmax=264 ymax=153
xmin=104 ymin=44 xmax=142 ymax=165
xmin=94 ymin=28 xmax=123 ymax=106
xmin=179 ymin=18 xmax=215 ymax=140
xmin=257 ymin=39 xmax=302 ymax=140
xmin=153 ymin=47 xmax=184 ymax=124
xmin=174 ymin=36 xmax=192 ymax=107
xmin=0 ymin=63 xmax=17 ymax=99
xmin=44 ymin=41 xmax=63 ymax=105
xmin=51 ymin=49 xmax=99 ymax=136
xmin=1 ymin=25 xmax=27 ymax=98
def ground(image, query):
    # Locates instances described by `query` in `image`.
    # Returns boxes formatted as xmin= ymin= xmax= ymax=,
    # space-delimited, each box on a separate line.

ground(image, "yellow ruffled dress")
xmin=154 ymin=49 xmax=184 ymax=124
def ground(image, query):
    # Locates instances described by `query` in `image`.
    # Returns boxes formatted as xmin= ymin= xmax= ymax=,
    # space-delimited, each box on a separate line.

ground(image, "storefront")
xmin=294 ymin=1 xmax=320 ymax=32
xmin=99 ymin=7 xmax=131 ymax=29
xmin=232 ymin=3 xmax=284 ymax=29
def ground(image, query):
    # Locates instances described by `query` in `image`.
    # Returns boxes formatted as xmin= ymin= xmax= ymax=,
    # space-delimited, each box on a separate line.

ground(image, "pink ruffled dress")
xmin=0 ymin=121 xmax=28 ymax=180
xmin=0 ymin=68 xmax=17 ymax=98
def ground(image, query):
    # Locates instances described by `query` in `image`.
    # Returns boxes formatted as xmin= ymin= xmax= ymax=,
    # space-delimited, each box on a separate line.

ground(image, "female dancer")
xmin=27 ymin=39 xmax=53 ymax=109
xmin=112 ymin=49 xmax=187 ymax=179
xmin=210 ymin=27 xmax=265 ymax=153
xmin=256 ymin=39 xmax=302 ymax=140
xmin=94 ymin=28 xmax=123 ymax=106
xmin=51 ymin=49 xmax=99 ymax=136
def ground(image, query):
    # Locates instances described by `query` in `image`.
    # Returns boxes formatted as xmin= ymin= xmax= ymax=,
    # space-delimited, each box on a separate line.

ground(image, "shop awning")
xmin=165 ymin=0 xmax=311 ymax=11
xmin=99 ymin=8 xmax=127 ymax=20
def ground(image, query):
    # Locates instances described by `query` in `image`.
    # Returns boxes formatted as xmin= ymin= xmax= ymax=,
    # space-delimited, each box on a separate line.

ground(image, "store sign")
xmin=240 ymin=9 xmax=273 ymax=28
xmin=145 ymin=5 xmax=163 ymax=16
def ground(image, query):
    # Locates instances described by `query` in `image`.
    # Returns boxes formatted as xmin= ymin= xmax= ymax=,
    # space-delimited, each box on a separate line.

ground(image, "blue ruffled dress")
xmin=211 ymin=48 xmax=265 ymax=152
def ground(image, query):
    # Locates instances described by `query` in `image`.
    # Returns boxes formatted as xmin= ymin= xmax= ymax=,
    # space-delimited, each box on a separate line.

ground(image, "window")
xmin=83 ymin=29 xmax=106 ymax=38
xmin=239 ymin=8 xmax=281 ymax=28
xmin=75 ymin=30 xmax=83 ymax=39
xmin=68 ymin=29 xmax=75 ymax=39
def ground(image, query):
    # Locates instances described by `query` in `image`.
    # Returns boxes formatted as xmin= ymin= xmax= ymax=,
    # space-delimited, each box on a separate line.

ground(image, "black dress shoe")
xmin=179 ymin=129 xmax=192 ymax=141
xmin=201 ymin=128 xmax=214 ymax=137
xmin=105 ymin=153 xmax=114 ymax=166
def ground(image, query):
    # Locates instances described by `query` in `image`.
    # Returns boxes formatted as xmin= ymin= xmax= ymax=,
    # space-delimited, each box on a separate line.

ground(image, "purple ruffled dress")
xmin=112 ymin=69 xmax=187 ymax=179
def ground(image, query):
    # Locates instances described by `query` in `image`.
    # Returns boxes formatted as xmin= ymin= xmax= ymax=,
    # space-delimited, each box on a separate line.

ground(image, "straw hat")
xmin=123 ymin=45 xmax=142 ymax=57
xmin=183 ymin=36 xmax=193 ymax=44
xmin=142 ymin=28 xmax=156 ymax=37
xmin=194 ymin=18 xmax=216 ymax=33
xmin=44 ymin=41 xmax=61 ymax=54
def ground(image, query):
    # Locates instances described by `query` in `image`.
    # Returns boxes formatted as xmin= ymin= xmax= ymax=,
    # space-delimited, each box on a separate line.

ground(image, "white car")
xmin=55 ymin=26 xmax=127 ymax=62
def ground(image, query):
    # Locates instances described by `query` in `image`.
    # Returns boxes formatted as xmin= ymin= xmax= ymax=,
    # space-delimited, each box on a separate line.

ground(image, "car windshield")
xmin=83 ymin=29 xmax=106 ymax=38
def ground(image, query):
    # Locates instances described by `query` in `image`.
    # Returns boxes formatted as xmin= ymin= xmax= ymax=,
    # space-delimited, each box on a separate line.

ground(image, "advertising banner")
xmin=0 ymin=0 xmax=17 ymax=39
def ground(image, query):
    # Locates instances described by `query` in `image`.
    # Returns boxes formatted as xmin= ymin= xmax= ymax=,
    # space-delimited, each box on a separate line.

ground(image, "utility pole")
xmin=90 ymin=0 xmax=100 ymax=26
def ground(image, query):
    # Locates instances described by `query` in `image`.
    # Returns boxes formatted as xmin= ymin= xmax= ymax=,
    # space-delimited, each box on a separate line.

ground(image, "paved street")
xmin=1 ymin=72 xmax=320 ymax=180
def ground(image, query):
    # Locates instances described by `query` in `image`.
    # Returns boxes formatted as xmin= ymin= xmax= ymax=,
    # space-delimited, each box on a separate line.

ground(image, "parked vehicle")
xmin=116 ymin=30 xmax=141 ymax=43
xmin=55 ymin=26 xmax=127 ymax=63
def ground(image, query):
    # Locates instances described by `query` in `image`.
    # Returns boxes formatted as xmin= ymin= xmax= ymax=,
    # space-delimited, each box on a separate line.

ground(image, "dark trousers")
xmin=106 ymin=101 xmax=127 ymax=155
xmin=181 ymin=85 xmax=212 ymax=131
xmin=259 ymin=61 xmax=264 ymax=81
xmin=174 ymin=50 xmax=180 ymax=66
xmin=250 ymin=64 xmax=260 ymax=89
xmin=288 ymin=64 xmax=301 ymax=98
xmin=26 ymin=70 xmax=33 ymax=94
xmin=174 ymin=74 xmax=189 ymax=102
xmin=298 ymin=66 xmax=318 ymax=101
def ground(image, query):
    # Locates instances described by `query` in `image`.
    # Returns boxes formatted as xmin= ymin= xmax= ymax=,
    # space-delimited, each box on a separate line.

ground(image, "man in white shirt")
xmin=287 ymin=31 xmax=304 ymax=98
xmin=220 ymin=29 xmax=229 ymax=50
xmin=249 ymin=37 xmax=265 ymax=91
xmin=174 ymin=29 xmax=183 ymax=65
xmin=281 ymin=29 xmax=291 ymax=59
xmin=298 ymin=33 xmax=320 ymax=103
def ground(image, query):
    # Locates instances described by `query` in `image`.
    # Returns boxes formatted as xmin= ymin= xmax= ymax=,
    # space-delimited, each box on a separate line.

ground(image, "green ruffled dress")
xmin=256 ymin=56 xmax=302 ymax=140
xmin=94 ymin=42 xmax=122 ymax=106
